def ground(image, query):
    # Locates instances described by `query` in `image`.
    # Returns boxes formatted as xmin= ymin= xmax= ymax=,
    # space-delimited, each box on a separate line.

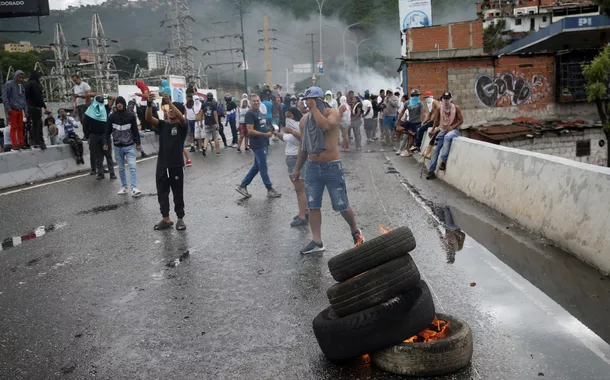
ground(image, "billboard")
xmin=0 ymin=0 xmax=50 ymax=19
xmin=399 ymin=0 xmax=432 ymax=31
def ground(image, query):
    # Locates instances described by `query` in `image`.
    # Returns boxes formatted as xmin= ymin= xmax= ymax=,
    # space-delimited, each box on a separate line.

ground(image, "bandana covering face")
xmin=85 ymin=97 xmax=107 ymax=122
xmin=409 ymin=96 xmax=421 ymax=106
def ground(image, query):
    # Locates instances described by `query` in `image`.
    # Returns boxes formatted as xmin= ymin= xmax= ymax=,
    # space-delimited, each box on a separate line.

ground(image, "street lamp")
xmin=347 ymin=38 xmax=371 ymax=78
xmin=315 ymin=0 xmax=326 ymax=64
xmin=343 ymin=21 xmax=363 ymax=74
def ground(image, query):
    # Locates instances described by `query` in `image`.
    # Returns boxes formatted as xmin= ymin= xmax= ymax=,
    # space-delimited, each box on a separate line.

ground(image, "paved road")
xmin=1 ymin=143 xmax=609 ymax=380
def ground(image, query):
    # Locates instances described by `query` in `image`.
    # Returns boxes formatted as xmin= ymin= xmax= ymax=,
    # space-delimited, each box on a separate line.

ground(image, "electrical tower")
xmin=163 ymin=0 xmax=196 ymax=79
xmin=46 ymin=23 xmax=73 ymax=102
xmin=83 ymin=13 xmax=119 ymax=94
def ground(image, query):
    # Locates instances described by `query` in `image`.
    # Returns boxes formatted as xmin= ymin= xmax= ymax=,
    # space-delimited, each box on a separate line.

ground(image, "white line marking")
xmin=0 ymin=156 xmax=157 ymax=196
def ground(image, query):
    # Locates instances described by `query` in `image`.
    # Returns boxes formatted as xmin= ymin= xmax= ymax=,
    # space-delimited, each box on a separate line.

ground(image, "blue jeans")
xmin=429 ymin=129 xmax=460 ymax=173
xmin=241 ymin=146 xmax=272 ymax=189
xmin=115 ymin=145 xmax=137 ymax=188
xmin=305 ymin=160 xmax=349 ymax=212
xmin=415 ymin=121 xmax=434 ymax=149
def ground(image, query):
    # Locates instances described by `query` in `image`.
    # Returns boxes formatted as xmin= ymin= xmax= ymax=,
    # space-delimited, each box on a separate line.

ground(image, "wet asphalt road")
xmin=1 ymin=140 xmax=610 ymax=380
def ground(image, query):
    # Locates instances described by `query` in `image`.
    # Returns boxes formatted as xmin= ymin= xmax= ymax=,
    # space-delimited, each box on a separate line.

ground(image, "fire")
xmin=404 ymin=315 xmax=451 ymax=343
xmin=354 ymin=235 xmax=365 ymax=246
xmin=379 ymin=225 xmax=393 ymax=234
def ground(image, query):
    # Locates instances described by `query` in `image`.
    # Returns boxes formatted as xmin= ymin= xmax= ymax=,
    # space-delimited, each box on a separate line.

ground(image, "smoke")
xmin=431 ymin=0 xmax=478 ymax=25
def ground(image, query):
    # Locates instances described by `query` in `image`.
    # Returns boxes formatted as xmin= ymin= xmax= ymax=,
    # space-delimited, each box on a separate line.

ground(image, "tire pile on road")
xmin=312 ymin=226 xmax=473 ymax=376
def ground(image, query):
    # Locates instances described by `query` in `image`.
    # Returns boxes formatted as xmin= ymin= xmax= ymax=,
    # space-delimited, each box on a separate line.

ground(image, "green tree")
xmin=483 ymin=19 xmax=508 ymax=54
xmin=0 ymin=51 xmax=45 ymax=78
xmin=114 ymin=49 xmax=148 ymax=79
xmin=582 ymin=44 xmax=610 ymax=167
xmin=595 ymin=0 xmax=610 ymax=15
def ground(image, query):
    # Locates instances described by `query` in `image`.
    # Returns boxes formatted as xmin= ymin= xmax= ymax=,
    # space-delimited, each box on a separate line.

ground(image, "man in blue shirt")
xmin=235 ymin=94 xmax=281 ymax=199
xmin=261 ymin=95 xmax=273 ymax=128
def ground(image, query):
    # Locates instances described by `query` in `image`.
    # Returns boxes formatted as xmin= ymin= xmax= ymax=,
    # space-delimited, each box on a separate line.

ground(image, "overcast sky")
xmin=49 ymin=0 xmax=135 ymax=9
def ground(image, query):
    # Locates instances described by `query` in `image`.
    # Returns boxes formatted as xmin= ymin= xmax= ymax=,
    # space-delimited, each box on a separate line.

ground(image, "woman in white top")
xmin=273 ymin=107 xmax=308 ymax=227
xmin=236 ymin=98 xmax=250 ymax=153
xmin=339 ymin=95 xmax=351 ymax=152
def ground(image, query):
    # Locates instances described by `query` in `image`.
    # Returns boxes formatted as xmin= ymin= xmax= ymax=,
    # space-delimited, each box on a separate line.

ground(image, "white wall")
xmin=500 ymin=129 xmax=607 ymax=166
xmin=439 ymin=138 xmax=610 ymax=274
xmin=484 ymin=14 xmax=551 ymax=33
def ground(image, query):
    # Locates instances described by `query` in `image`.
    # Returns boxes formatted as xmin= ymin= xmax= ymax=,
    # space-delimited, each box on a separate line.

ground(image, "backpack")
xmin=216 ymin=102 xmax=225 ymax=117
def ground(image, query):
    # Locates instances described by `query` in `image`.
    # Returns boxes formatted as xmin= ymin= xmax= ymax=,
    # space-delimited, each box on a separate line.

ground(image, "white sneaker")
xmin=400 ymin=151 xmax=411 ymax=157
xmin=395 ymin=150 xmax=402 ymax=156
xmin=117 ymin=187 xmax=128 ymax=195
xmin=131 ymin=188 xmax=142 ymax=197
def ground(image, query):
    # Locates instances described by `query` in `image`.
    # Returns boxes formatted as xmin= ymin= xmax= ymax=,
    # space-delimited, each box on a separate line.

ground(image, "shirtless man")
xmin=292 ymin=87 xmax=365 ymax=254
xmin=411 ymin=91 xmax=440 ymax=153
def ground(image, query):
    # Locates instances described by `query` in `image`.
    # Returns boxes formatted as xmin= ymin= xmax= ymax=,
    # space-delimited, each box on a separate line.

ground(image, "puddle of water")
xmin=78 ymin=203 xmax=125 ymax=215
xmin=0 ymin=222 xmax=66 ymax=252
xmin=440 ymin=205 xmax=610 ymax=344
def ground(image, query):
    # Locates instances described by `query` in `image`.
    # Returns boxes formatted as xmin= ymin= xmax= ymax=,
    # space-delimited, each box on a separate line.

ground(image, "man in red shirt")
xmin=135 ymin=80 xmax=151 ymax=131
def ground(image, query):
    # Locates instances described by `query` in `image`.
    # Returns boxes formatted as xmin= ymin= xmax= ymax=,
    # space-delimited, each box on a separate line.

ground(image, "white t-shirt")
xmin=283 ymin=119 xmax=300 ymax=156
xmin=186 ymin=107 xmax=197 ymax=121
xmin=260 ymin=103 xmax=267 ymax=116
xmin=399 ymin=103 xmax=409 ymax=122
xmin=377 ymin=96 xmax=384 ymax=119
xmin=73 ymin=82 xmax=91 ymax=107
xmin=362 ymin=99 xmax=373 ymax=119
xmin=239 ymin=107 xmax=249 ymax=124
xmin=328 ymin=98 xmax=338 ymax=109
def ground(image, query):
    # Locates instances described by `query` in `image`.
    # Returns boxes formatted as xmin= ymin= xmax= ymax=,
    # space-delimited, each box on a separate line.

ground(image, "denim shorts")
xmin=305 ymin=159 xmax=349 ymax=212
xmin=286 ymin=155 xmax=305 ymax=179
xmin=383 ymin=116 xmax=397 ymax=130
xmin=187 ymin=119 xmax=196 ymax=134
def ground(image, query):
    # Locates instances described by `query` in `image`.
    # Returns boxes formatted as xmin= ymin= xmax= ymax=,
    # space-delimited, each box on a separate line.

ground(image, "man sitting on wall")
xmin=426 ymin=92 xmax=463 ymax=180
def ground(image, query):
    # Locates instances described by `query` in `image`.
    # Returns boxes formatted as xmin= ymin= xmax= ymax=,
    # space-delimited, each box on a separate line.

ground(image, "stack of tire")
xmin=312 ymin=226 xmax=436 ymax=361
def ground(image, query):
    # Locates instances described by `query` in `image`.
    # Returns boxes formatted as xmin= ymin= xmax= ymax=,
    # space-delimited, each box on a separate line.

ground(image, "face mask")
xmin=426 ymin=98 xmax=434 ymax=107
xmin=409 ymin=96 xmax=420 ymax=106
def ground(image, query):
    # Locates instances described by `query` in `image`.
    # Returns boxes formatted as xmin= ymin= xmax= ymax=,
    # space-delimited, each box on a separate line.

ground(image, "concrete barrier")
xmin=0 ymin=132 xmax=159 ymax=190
xmin=439 ymin=137 xmax=610 ymax=274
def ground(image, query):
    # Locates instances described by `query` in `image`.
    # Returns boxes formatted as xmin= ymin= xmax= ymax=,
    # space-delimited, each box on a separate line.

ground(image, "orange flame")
xmin=379 ymin=225 xmax=393 ymax=234
xmin=403 ymin=315 xmax=451 ymax=343
xmin=354 ymin=235 xmax=365 ymax=246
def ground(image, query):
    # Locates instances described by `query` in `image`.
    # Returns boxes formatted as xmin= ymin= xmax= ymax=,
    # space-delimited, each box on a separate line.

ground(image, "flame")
xmin=403 ymin=315 xmax=451 ymax=343
xmin=354 ymin=235 xmax=365 ymax=246
xmin=379 ymin=225 xmax=393 ymax=234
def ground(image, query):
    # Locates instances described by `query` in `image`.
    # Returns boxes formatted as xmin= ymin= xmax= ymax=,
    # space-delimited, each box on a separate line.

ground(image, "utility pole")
xmin=238 ymin=0 xmax=248 ymax=93
xmin=162 ymin=0 xmax=196 ymax=79
xmin=306 ymin=33 xmax=316 ymax=74
xmin=263 ymin=15 xmax=272 ymax=85
xmin=201 ymin=35 xmax=243 ymax=88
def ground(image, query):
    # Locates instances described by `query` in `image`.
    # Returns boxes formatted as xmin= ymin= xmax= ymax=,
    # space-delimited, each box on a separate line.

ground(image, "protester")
xmin=235 ymin=94 xmax=281 ymax=199
xmin=395 ymin=95 xmax=410 ymax=156
xmin=377 ymin=89 xmax=386 ymax=145
xmin=203 ymin=92 xmax=222 ymax=155
xmin=289 ymin=95 xmax=298 ymax=108
xmin=2 ymin=70 xmax=27 ymax=150
xmin=362 ymin=93 xmax=374 ymax=142
xmin=192 ymin=95 xmax=205 ymax=157
xmin=427 ymin=92 xmax=464 ymax=180
xmin=85 ymin=95 xmax=116 ymax=180
xmin=71 ymin=74 xmax=92 ymax=134
xmin=273 ymin=107 xmax=309 ymax=227
xmin=24 ymin=71 xmax=48 ymax=150
xmin=412 ymin=91 xmax=439 ymax=153
xmin=325 ymin=90 xmax=338 ymax=109
xmin=401 ymin=89 xmax=423 ymax=156
xmin=185 ymin=96 xmax=197 ymax=153
xmin=161 ymin=88 xmax=193 ymax=164
xmin=104 ymin=96 xmax=141 ymax=196
xmin=225 ymin=94 xmax=238 ymax=147
xmin=56 ymin=108 xmax=84 ymax=164
xmin=261 ymin=95 xmax=273 ymax=128
xmin=381 ymin=88 xmax=400 ymax=146
xmin=135 ymin=80 xmax=151 ymax=131
xmin=351 ymin=95 xmax=363 ymax=150
xmin=271 ymin=95 xmax=283 ymax=127
xmin=44 ymin=115 xmax=59 ymax=146
xmin=146 ymin=93 xmax=188 ymax=231
xmin=237 ymin=97 xmax=250 ymax=153
xmin=338 ymin=95 xmax=351 ymax=152
xmin=292 ymin=87 xmax=365 ymax=254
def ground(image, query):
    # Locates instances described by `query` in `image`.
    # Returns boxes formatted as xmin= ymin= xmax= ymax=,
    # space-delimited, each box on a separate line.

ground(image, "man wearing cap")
xmin=381 ymin=88 xmax=400 ymax=146
xmin=427 ymin=92 xmax=463 ymax=180
xmin=412 ymin=91 xmax=440 ymax=153
xmin=292 ymin=87 xmax=365 ymax=255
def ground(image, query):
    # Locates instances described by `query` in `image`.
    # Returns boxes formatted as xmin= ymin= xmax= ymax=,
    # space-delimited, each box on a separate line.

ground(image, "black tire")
xmin=327 ymin=255 xmax=421 ymax=318
xmin=312 ymin=281 xmax=435 ymax=361
xmin=328 ymin=226 xmax=416 ymax=282
xmin=371 ymin=313 xmax=473 ymax=377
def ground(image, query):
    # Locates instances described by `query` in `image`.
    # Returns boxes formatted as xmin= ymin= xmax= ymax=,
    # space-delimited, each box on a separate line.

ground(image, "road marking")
xmin=0 ymin=222 xmax=67 ymax=252
xmin=0 ymin=156 xmax=157 ymax=197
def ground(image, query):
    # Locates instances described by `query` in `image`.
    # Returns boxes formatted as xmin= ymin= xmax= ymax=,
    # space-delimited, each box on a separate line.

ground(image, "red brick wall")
xmin=408 ymin=20 xmax=484 ymax=53
xmin=407 ymin=55 xmax=554 ymax=111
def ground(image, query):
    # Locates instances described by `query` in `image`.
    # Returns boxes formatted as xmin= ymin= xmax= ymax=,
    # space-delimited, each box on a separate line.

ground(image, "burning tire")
xmin=312 ymin=281 xmax=435 ymax=361
xmin=371 ymin=313 xmax=473 ymax=377
xmin=327 ymin=255 xmax=420 ymax=318
xmin=328 ymin=226 xmax=416 ymax=282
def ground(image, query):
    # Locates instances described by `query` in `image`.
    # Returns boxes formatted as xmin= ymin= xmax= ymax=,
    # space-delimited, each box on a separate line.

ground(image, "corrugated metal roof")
xmin=463 ymin=118 xmax=599 ymax=142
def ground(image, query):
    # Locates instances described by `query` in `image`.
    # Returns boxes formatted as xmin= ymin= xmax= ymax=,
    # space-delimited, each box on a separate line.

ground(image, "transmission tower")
xmin=162 ymin=0 xmax=196 ymax=79
xmin=83 ymin=13 xmax=119 ymax=94
xmin=52 ymin=23 xmax=70 ymax=101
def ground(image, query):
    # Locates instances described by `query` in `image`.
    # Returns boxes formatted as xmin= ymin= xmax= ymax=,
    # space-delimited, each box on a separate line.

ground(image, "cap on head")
xmin=441 ymin=92 xmax=452 ymax=100
xmin=410 ymin=89 xmax=421 ymax=97
xmin=423 ymin=91 xmax=433 ymax=98
xmin=303 ymin=87 xmax=324 ymax=99
xmin=224 ymin=93 xmax=232 ymax=101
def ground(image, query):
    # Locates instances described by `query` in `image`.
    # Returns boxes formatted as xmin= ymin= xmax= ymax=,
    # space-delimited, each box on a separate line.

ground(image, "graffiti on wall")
xmin=475 ymin=73 xmax=547 ymax=108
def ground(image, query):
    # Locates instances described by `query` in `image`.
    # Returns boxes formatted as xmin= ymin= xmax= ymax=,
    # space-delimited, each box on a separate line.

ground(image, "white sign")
xmin=399 ymin=0 xmax=432 ymax=31
xmin=293 ymin=63 xmax=312 ymax=74
xmin=168 ymin=75 xmax=186 ymax=104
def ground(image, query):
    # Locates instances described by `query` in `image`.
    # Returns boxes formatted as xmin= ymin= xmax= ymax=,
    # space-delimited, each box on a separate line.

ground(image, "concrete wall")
xmin=439 ymin=137 xmax=610 ymax=274
xmin=500 ymin=128 xmax=608 ymax=166
xmin=0 ymin=132 xmax=159 ymax=190
xmin=448 ymin=66 xmax=495 ymax=109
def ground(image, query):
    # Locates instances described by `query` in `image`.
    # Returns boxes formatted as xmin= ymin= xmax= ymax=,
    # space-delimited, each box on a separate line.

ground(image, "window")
xmin=530 ymin=18 xmax=536 ymax=30
xmin=543 ymin=16 xmax=548 ymax=22
xmin=515 ymin=18 xmax=522 ymax=26
xmin=576 ymin=140 xmax=591 ymax=157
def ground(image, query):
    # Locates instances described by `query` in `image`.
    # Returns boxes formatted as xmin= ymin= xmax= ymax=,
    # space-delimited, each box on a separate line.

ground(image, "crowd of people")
xmin=1 ymin=70 xmax=463 ymax=251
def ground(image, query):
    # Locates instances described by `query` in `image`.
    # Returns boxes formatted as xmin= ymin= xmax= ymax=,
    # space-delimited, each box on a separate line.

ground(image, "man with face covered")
xmin=325 ymin=90 xmax=338 ymax=109
xmin=292 ymin=87 xmax=365 ymax=254
xmin=426 ymin=92 xmax=463 ymax=180
xmin=412 ymin=91 xmax=439 ymax=153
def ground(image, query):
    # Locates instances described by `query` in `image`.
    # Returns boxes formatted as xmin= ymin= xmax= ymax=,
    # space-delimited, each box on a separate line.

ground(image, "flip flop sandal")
xmin=176 ymin=220 xmax=186 ymax=231
xmin=154 ymin=220 xmax=174 ymax=230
